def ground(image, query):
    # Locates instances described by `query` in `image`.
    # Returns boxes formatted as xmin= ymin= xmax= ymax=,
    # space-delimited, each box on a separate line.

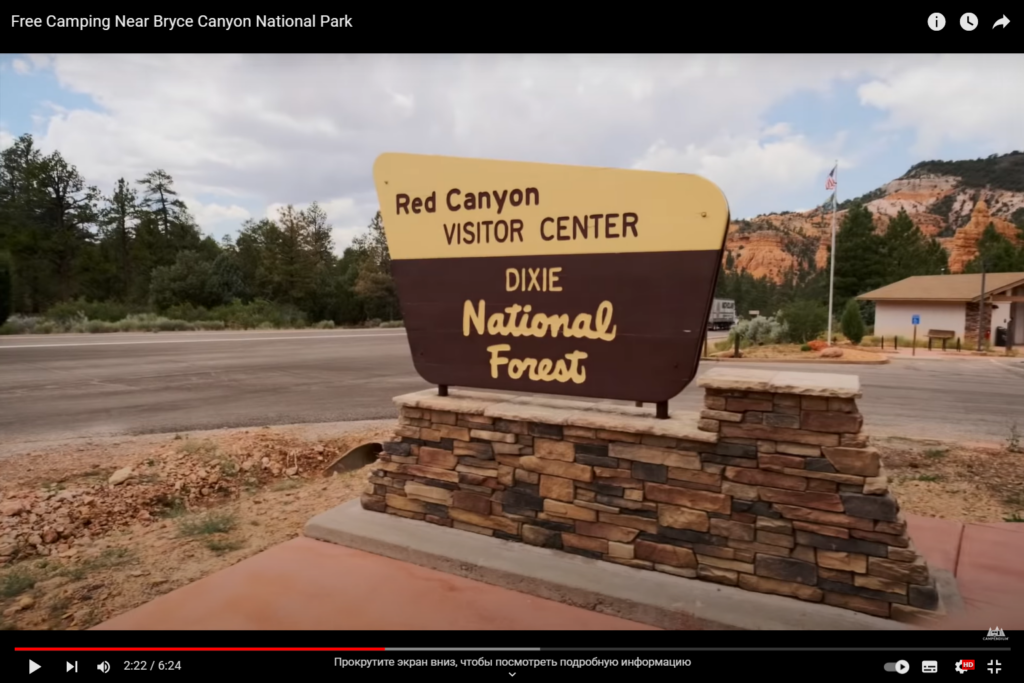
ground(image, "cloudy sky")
xmin=1 ymin=54 xmax=1022 ymax=251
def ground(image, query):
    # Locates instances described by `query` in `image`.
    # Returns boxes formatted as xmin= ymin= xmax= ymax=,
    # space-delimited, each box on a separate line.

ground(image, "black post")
xmin=734 ymin=333 xmax=741 ymax=358
xmin=942 ymin=338 xmax=947 ymax=351
xmin=928 ymin=337 xmax=932 ymax=350
xmin=881 ymin=336 xmax=884 ymax=350
xmin=895 ymin=336 xmax=898 ymax=351
xmin=957 ymin=337 xmax=961 ymax=352
xmin=656 ymin=401 xmax=669 ymax=419
xmin=438 ymin=385 xmax=448 ymax=396
xmin=635 ymin=401 xmax=643 ymax=407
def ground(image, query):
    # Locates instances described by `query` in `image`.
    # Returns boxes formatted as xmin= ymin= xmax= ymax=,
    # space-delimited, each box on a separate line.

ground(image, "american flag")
xmin=825 ymin=165 xmax=837 ymax=190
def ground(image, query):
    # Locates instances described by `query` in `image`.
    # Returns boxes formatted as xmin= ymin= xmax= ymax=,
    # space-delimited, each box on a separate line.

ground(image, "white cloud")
xmin=857 ymin=55 xmax=1024 ymax=155
xmin=632 ymin=134 xmax=840 ymax=213
xmin=0 ymin=127 xmax=14 ymax=150
xmin=12 ymin=59 xmax=31 ymax=75
xmin=184 ymin=198 xmax=250 ymax=238
xmin=6 ymin=53 xmax=1020 ymax=235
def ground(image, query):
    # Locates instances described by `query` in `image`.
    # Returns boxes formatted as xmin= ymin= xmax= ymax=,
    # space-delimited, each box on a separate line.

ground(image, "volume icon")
xmin=98 ymin=661 xmax=111 ymax=673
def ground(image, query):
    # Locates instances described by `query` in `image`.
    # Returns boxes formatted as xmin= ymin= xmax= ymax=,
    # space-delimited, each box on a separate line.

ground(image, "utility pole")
xmin=977 ymin=256 xmax=987 ymax=352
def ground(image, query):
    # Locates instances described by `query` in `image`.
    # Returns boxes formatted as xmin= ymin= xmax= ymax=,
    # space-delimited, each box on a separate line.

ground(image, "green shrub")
xmin=779 ymin=300 xmax=828 ymax=343
xmin=728 ymin=316 xmax=787 ymax=346
xmin=195 ymin=320 xmax=226 ymax=331
xmin=156 ymin=319 xmax=194 ymax=332
xmin=44 ymin=298 xmax=138 ymax=323
xmin=800 ymin=343 xmax=812 ymax=351
xmin=208 ymin=299 xmax=307 ymax=329
xmin=85 ymin=320 xmax=118 ymax=333
xmin=314 ymin=320 xmax=336 ymax=329
xmin=379 ymin=320 xmax=404 ymax=328
xmin=163 ymin=303 xmax=212 ymax=322
xmin=841 ymin=299 xmax=866 ymax=344
xmin=0 ymin=314 xmax=43 ymax=334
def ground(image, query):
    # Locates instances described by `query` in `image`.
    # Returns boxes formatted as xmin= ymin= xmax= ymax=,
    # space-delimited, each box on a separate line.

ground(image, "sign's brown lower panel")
xmin=391 ymin=251 xmax=722 ymax=403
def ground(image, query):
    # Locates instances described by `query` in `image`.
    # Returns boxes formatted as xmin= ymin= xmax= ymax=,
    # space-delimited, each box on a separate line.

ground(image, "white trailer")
xmin=708 ymin=298 xmax=736 ymax=330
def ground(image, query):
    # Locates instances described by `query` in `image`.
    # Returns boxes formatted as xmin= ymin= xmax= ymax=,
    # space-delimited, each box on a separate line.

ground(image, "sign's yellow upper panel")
xmin=373 ymin=153 xmax=729 ymax=260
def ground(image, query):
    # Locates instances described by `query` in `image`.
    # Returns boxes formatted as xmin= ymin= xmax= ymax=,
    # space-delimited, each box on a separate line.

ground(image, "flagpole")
xmin=826 ymin=161 xmax=837 ymax=346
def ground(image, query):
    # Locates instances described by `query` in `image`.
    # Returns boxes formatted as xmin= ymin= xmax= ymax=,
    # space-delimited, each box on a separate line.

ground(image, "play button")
xmin=895 ymin=660 xmax=909 ymax=674
xmin=29 ymin=660 xmax=41 ymax=673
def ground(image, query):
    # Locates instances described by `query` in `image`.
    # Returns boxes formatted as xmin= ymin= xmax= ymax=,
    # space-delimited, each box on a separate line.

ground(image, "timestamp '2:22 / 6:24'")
xmin=124 ymin=661 xmax=183 ymax=671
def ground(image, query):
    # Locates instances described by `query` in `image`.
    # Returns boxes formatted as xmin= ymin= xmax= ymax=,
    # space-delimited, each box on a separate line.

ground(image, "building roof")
xmin=857 ymin=273 xmax=1024 ymax=302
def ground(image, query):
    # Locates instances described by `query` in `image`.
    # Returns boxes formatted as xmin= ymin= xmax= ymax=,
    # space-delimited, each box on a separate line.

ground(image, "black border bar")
xmin=2 ymin=8 xmax=1018 ymax=52
xmin=12 ymin=648 xmax=1014 ymax=677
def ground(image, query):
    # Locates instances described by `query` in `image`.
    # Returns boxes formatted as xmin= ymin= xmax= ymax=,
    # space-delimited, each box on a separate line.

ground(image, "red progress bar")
xmin=12 ymin=651 xmax=387 ymax=655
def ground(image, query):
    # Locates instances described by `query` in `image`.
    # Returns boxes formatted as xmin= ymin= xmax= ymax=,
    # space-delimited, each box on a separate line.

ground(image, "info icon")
xmin=928 ymin=13 xmax=946 ymax=30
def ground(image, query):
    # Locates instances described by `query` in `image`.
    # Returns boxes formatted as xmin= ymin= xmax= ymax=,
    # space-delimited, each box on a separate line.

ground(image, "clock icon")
xmin=928 ymin=13 xmax=945 ymax=30
xmin=960 ymin=13 xmax=978 ymax=30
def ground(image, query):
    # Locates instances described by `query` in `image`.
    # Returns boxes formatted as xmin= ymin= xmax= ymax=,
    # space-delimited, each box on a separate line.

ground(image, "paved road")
xmin=1 ymin=329 xmax=1022 ymax=449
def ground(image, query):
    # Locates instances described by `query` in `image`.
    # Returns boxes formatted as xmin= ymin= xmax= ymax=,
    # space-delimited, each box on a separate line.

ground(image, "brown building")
xmin=858 ymin=272 xmax=1024 ymax=346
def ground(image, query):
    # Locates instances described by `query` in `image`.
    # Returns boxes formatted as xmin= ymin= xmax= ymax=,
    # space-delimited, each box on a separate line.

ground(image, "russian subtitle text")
xmin=334 ymin=658 xmax=691 ymax=668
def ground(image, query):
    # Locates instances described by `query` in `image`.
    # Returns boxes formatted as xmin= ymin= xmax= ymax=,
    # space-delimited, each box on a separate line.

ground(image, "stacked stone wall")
xmin=361 ymin=370 xmax=943 ymax=622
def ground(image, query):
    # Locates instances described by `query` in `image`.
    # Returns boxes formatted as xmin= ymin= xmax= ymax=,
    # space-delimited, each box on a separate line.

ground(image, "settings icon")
xmin=956 ymin=661 xmax=965 ymax=673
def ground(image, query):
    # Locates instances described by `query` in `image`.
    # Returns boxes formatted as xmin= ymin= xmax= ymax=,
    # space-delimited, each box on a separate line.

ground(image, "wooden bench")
xmin=926 ymin=329 xmax=956 ymax=350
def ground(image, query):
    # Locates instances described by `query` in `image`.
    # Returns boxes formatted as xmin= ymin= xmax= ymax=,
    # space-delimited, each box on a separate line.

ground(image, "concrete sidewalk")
xmin=94 ymin=513 xmax=1024 ymax=630
xmin=883 ymin=346 xmax=1021 ymax=361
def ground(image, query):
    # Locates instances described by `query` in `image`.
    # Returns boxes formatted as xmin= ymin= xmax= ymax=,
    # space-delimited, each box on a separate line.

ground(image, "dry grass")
xmin=877 ymin=436 xmax=1024 ymax=524
xmin=713 ymin=343 xmax=887 ymax=362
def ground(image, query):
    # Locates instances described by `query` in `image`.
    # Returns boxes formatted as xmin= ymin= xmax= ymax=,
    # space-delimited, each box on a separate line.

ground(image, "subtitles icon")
xmin=923 ymin=661 xmax=937 ymax=673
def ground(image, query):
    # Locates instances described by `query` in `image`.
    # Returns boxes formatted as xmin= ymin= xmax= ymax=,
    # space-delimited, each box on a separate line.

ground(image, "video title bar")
xmin=3 ymin=8 xmax=1016 ymax=51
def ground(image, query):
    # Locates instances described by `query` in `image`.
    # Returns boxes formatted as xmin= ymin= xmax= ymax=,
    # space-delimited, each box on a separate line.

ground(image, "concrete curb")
xmin=887 ymin=354 xmax=1020 ymax=362
xmin=703 ymin=357 xmax=890 ymax=365
xmin=304 ymin=500 xmax=938 ymax=631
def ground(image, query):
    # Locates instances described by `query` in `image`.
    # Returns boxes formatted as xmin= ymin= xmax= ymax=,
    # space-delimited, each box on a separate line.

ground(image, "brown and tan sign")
xmin=372 ymin=153 xmax=730 ymax=404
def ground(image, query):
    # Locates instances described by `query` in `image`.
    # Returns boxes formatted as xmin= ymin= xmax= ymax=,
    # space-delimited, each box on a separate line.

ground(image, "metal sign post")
xmin=911 ymin=314 xmax=920 ymax=356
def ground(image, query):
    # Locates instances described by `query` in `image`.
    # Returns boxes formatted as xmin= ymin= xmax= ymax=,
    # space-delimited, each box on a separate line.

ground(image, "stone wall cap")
xmin=698 ymin=368 xmax=862 ymax=398
xmin=393 ymin=389 xmax=717 ymax=442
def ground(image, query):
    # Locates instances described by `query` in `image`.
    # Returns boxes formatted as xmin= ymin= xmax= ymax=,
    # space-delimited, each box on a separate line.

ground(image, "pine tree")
xmin=922 ymin=237 xmax=950 ymax=274
xmin=962 ymin=223 xmax=1024 ymax=273
xmin=0 ymin=250 xmax=11 ymax=326
xmin=37 ymin=151 xmax=99 ymax=301
xmin=841 ymin=298 xmax=865 ymax=344
xmin=833 ymin=204 xmax=886 ymax=308
xmin=880 ymin=208 xmax=950 ymax=284
xmin=99 ymin=178 xmax=140 ymax=299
